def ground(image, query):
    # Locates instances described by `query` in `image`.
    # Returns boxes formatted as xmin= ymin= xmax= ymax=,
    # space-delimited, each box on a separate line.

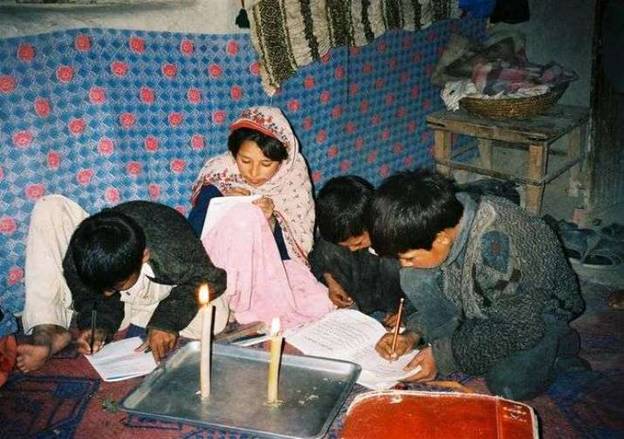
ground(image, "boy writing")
xmin=368 ymin=170 xmax=587 ymax=400
xmin=17 ymin=195 xmax=228 ymax=373
xmin=309 ymin=176 xmax=404 ymax=319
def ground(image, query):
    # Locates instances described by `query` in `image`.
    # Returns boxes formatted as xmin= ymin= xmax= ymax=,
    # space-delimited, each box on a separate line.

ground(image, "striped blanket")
xmin=249 ymin=0 xmax=460 ymax=95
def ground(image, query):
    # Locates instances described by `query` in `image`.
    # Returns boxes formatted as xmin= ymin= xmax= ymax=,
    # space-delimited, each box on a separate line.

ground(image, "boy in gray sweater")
xmin=369 ymin=170 xmax=587 ymax=400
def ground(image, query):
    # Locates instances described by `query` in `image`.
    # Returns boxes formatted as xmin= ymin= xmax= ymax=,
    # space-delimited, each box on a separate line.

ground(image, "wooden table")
xmin=426 ymin=105 xmax=589 ymax=215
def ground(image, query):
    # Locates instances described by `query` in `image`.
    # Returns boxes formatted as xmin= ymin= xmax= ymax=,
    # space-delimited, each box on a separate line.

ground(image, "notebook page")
xmin=350 ymin=346 xmax=419 ymax=383
xmin=286 ymin=309 xmax=387 ymax=358
xmin=286 ymin=309 xmax=420 ymax=389
xmin=86 ymin=336 xmax=158 ymax=382
xmin=201 ymin=195 xmax=260 ymax=239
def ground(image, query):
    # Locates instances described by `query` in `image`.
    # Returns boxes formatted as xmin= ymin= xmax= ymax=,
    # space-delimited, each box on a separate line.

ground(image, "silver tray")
xmin=120 ymin=342 xmax=361 ymax=438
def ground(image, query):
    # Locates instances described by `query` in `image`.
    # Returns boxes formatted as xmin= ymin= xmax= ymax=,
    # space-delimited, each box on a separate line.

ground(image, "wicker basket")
xmin=459 ymin=84 xmax=568 ymax=120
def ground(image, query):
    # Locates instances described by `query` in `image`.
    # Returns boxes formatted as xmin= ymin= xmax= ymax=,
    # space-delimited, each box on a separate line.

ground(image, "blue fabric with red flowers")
xmin=0 ymin=21 xmax=486 ymax=336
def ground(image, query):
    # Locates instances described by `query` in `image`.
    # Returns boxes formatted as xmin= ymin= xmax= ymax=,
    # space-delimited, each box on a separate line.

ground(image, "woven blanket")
xmin=249 ymin=0 xmax=460 ymax=95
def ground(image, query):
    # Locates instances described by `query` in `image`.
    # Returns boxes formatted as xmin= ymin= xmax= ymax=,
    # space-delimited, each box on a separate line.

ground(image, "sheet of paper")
xmin=201 ymin=195 xmax=260 ymax=239
xmin=286 ymin=309 xmax=420 ymax=389
xmin=285 ymin=309 xmax=386 ymax=357
xmin=86 ymin=336 xmax=158 ymax=382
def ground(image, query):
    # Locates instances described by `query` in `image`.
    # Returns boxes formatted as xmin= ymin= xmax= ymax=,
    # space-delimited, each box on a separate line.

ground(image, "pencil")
xmin=390 ymin=297 xmax=405 ymax=355
xmin=90 ymin=307 xmax=97 ymax=354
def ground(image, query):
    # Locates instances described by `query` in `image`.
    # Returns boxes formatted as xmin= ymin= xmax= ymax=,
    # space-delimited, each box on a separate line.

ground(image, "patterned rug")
xmin=1 ymin=280 xmax=622 ymax=439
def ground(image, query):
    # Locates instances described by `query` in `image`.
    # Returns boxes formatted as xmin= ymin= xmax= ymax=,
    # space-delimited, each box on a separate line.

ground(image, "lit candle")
xmin=267 ymin=317 xmax=283 ymax=404
xmin=199 ymin=284 xmax=214 ymax=399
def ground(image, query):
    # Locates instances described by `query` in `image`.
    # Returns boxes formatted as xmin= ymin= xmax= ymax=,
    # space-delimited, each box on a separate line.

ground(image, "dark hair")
xmin=69 ymin=210 xmax=146 ymax=292
xmin=366 ymin=169 xmax=463 ymax=257
xmin=228 ymin=127 xmax=288 ymax=162
xmin=316 ymin=175 xmax=374 ymax=244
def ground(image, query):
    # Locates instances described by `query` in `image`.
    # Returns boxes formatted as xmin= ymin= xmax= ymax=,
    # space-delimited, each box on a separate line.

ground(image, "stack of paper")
xmin=286 ymin=309 xmax=421 ymax=389
xmin=86 ymin=336 xmax=158 ymax=382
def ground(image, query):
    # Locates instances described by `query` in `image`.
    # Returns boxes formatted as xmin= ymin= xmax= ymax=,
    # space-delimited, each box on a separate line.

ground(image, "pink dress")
xmin=202 ymin=203 xmax=334 ymax=329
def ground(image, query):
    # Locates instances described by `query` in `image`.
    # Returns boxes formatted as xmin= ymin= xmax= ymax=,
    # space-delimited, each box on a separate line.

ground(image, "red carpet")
xmin=1 ymin=281 xmax=622 ymax=438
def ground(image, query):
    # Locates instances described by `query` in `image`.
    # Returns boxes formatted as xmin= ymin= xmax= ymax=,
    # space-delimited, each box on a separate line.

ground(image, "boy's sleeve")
xmin=308 ymin=238 xmax=335 ymax=282
xmin=147 ymin=275 xmax=218 ymax=334
xmin=434 ymin=291 xmax=546 ymax=376
xmin=62 ymin=250 xmax=124 ymax=335
xmin=308 ymin=239 xmax=355 ymax=299
xmin=309 ymin=238 xmax=391 ymax=313
xmin=376 ymin=258 xmax=405 ymax=312
xmin=145 ymin=211 xmax=227 ymax=334
xmin=434 ymin=231 xmax=548 ymax=376
xmin=147 ymin=251 xmax=226 ymax=334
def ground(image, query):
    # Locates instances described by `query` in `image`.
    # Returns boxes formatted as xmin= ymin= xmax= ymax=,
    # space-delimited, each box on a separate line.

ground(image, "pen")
xmin=90 ymin=306 xmax=97 ymax=354
xmin=390 ymin=297 xmax=405 ymax=356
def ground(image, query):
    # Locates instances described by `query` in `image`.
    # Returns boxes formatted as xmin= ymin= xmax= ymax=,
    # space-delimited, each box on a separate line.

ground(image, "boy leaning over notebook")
xmin=17 ymin=195 xmax=228 ymax=373
xmin=308 ymin=176 xmax=404 ymax=323
xmin=368 ymin=169 xmax=588 ymax=400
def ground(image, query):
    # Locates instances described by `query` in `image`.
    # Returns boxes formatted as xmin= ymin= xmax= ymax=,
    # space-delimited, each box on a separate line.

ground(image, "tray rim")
xmin=120 ymin=341 xmax=361 ymax=439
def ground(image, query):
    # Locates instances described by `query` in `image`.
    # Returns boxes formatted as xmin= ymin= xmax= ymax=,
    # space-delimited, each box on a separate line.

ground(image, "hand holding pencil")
xmin=76 ymin=329 xmax=107 ymax=355
xmin=390 ymin=298 xmax=405 ymax=355
xmin=375 ymin=298 xmax=421 ymax=361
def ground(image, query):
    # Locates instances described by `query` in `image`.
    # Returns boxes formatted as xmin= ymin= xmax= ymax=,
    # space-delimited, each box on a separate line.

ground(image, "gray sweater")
xmin=401 ymin=195 xmax=584 ymax=376
xmin=63 ymin=201 xmax=226 ymax=335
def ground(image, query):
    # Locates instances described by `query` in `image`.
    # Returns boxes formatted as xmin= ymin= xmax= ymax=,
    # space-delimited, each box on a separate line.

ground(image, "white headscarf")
xmin=192 ymin=106 xmax=315 ymax=264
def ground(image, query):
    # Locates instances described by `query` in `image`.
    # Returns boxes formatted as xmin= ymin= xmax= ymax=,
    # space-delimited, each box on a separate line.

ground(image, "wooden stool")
xmin=426 ymin=104 xmax=589 ymax=215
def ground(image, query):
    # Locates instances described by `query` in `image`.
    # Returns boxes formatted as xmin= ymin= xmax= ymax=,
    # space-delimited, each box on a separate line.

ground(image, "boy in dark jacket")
xmin=369 ymin=170 xmax=587 ymax=400
xmin=308 ymin=176 xmax=404 ymax=320
xmin=17 ymin=195 xmax=227 ymax=373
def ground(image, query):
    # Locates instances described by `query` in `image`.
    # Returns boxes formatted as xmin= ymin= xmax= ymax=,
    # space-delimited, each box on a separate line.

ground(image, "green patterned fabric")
xmin=249 ymin=0 xmax=460 ymax=95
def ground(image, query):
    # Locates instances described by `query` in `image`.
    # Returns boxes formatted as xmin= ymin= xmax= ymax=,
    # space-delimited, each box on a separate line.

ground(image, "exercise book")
xmin=286 ymin=309 xmax=421 ymax=389
xmin=200 ymin=195 xmax=261 ymax=240
xmin=86 ymin=336 xmax=158 ymax=382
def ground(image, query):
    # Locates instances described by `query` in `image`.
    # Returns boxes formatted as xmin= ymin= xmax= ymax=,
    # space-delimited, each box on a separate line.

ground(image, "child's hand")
xmin=401 ymin=345 xmax=438 ymax=382
xmin=252 ymin=196 xmax=275 ymax=221
xmin=328 ymin=284 xmax=354 ymax=308
xmin=224 ymin=187 xmax=251 ymax=197
xmin=375 ymin=330 xmax=420 ymax=360
xmin=76 ymin=328 xmax=108 ymax=355
xmin=323 ymin=272 xmax=353 ymax=308
xmin=147 ymin=328 xmax=177 ymax=361
xmin=383 ymin=312 xmax=399 ymax=329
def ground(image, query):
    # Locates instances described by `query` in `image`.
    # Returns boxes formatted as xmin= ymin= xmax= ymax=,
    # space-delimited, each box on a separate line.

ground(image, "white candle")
xmin=199 ymin=284 xmax=214 ymax=399
xmin=267 ymin=317 xmax=283 ymax=404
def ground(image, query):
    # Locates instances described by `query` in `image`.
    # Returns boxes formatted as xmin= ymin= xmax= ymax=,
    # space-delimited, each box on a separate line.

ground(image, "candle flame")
xmin=270 ymin=317 xmax=281 ymax=336
xmin=198 ymin=284 xmax=209 ymax=305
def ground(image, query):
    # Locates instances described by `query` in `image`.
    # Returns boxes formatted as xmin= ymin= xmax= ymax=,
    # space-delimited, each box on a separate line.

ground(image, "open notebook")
xmin=86 ymin=336 xmax=158 ymax=382
xmin=200 ymin=195 xmax=260 ymax=240
xmin=286 ymin=309 xmax=421 ymax=389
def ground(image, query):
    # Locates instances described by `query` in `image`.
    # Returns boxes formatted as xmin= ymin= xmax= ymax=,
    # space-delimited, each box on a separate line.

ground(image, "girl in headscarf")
xmin=189 ymin=106 xmax=334 ymax=329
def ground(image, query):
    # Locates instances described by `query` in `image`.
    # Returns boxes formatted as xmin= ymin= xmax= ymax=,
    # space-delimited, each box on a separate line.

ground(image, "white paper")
xmin=201 ymin=195 xmax=260 ymax=239
xmin=86 ymin=336 xmax=158 ymax=382
xmin=286 ymin=309 xmax=420 ymax=389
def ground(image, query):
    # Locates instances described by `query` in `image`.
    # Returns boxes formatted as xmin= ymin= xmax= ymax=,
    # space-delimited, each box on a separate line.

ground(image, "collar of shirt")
xmin=118 ymin=262 xmax=154 ymax=297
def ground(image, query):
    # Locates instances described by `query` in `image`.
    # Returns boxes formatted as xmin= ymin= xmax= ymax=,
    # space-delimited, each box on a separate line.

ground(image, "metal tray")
xmin=120 ymin=342 xmax=361 ymax=439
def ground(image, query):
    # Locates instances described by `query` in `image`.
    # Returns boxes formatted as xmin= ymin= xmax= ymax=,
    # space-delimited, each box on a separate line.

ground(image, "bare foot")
xmin=608 ymin=290 xmax=624 ymax=310
xmin=16 ymin=343 xmax=51 ymax=373
xmin=16 ymin=324 xmax=71 ymax=373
